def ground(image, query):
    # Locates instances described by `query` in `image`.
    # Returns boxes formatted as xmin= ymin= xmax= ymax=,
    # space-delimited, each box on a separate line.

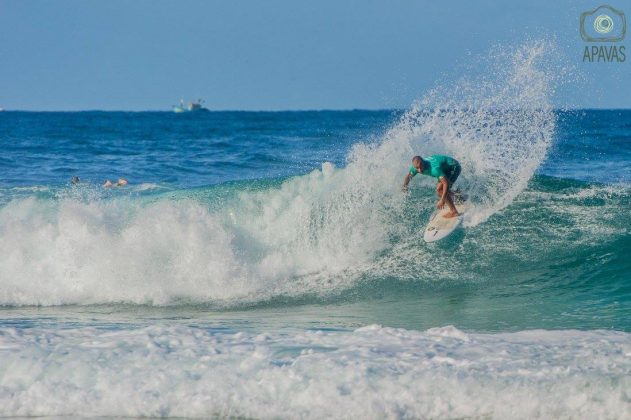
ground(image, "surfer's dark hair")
xmin=412 ymin=156 xmax=422 ymax=164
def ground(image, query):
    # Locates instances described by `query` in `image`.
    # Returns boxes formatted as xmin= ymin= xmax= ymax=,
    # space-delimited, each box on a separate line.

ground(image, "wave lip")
xmin=0 ymin=324 xmax=629 ymax=418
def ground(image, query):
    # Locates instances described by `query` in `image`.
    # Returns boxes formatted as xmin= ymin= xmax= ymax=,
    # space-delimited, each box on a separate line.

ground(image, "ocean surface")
xmin=1 ymin=51 xmax=631 ymax=418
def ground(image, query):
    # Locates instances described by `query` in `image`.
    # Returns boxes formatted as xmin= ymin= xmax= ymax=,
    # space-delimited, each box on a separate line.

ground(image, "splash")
xmin=389 ymin=41 xmax=558 ymax=225
xmin=0 ymin=42 xmax=562 ymax=306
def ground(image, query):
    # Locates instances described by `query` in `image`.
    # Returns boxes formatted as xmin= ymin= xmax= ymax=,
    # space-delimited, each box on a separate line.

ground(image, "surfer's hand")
xmin=437 ymin=199 xmax=445 ymax=209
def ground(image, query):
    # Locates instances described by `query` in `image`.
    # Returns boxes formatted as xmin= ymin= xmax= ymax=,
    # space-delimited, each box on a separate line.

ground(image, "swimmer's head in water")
xmin=117 ymin=178 xmax=128 ymax=186
xmin=70 ymin=176 xmax=80 ymax=185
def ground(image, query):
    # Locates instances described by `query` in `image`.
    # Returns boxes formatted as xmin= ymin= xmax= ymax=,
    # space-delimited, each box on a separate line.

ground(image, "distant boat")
xmin=172 ymin=99 xmax=208 ymax=113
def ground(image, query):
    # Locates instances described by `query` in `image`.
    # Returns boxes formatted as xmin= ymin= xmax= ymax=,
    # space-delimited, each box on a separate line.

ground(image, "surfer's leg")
xmin=437 ymin=180 xmax=458 ymax=216
xmin=444 ymin=194 xmax=459 ymax=218
xmin=443 ymin=164 xmax=461 ymax=213
xmin=443 ymin=183 xmax=460 ymax=218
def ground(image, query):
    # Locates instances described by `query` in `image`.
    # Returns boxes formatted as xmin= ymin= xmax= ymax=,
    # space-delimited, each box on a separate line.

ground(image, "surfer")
xmin=402 ymin=155 xmax=461 ymax=218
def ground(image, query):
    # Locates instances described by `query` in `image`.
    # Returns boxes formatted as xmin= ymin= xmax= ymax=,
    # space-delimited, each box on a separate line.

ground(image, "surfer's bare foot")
xmin=444 ymin=210 xmax=460 ymax=218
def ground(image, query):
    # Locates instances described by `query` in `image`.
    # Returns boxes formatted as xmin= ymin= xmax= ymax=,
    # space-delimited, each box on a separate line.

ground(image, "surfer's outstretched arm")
xmin=401 ymin=173 xmax=412 ymax=192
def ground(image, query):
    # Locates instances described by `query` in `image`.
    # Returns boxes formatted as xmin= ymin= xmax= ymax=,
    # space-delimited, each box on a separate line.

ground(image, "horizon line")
xmin=2 ymin=107 xmax=631 ymax=113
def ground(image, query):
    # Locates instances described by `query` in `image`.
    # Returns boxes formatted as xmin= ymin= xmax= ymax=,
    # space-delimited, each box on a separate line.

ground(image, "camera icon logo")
xmin=580 ymin=5 xmax=626 ymax=42
xmin=594 ymin=14 xmax=614 ymax=33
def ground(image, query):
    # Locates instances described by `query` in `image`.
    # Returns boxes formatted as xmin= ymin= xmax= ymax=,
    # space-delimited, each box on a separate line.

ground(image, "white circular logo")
xmin=593 ymin=14 xmax=614 ymax=33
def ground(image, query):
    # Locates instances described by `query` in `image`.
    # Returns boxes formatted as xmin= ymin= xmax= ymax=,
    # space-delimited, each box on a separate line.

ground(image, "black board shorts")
xmin=444 ymin=163 xmax=461 ymax=188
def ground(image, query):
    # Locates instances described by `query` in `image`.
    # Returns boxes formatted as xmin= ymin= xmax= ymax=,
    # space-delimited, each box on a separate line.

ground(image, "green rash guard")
xmin=409 ymin=155 xmax=461 ymax=186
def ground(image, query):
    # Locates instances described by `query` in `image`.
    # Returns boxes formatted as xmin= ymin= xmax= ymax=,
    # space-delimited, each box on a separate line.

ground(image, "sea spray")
xmin=0 ymin=42 xmax=567 ymax=306
xmin=386 ymin=41 xmax=559 ymax=226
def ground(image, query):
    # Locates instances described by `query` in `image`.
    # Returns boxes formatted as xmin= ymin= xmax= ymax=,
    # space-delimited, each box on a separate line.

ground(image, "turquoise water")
xmin=1 ymin=47 xmax=630 ymax=418
xmin=1 ymin=112 xmax=628 ymax=332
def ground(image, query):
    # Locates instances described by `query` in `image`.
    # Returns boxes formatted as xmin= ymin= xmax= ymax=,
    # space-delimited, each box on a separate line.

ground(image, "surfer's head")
xmin=412 ymin=156 xmax=423 ymax=171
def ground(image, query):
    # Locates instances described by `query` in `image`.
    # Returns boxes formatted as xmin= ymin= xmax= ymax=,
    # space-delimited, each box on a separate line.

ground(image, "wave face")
xmin=1 ymin=324 xmax=629 ymax=419
xmin=0 ymin=42 xmax=629 ymax=331
xmin=1 ymin=177 xmax=629 ymax=325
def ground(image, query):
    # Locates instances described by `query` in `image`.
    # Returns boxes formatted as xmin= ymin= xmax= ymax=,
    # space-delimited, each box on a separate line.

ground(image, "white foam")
xmin=0 ymin=197 xmax=250 ymax=305
xmin=0 ymin=174 xmax=398 ymax=305
xmin=132 ymin=182 xmax=170 ymax=192
xmin=0 ymin=324 xmax=629 ymax=418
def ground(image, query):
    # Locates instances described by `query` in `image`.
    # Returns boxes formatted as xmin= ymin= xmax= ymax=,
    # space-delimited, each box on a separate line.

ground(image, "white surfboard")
xmin=423 ymin=201 xmax=467 ymax=243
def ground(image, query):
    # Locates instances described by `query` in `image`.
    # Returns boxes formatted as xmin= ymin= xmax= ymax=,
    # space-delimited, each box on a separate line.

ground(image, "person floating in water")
xmin=402 ymin=155 xmax=461 ymax=218
xmin=103 ymin=178 xmax=128 ymax=188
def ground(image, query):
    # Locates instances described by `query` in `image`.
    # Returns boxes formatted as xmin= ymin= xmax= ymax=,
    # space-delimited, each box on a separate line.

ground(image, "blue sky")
xmin=0 ymin=0 xmax=629 ymax=110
